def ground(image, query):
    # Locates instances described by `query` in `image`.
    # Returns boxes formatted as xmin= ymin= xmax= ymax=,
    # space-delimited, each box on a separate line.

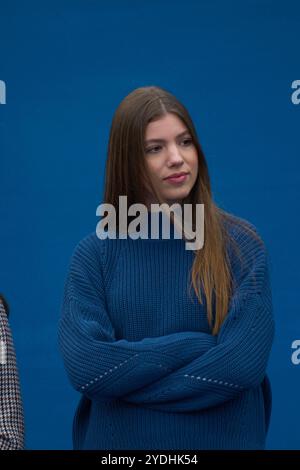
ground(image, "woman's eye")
xmin=181 ymin=138 xmax=193 ymax=146
xmin=146 ymin=146 xmax=161 ymax=154
xmin=145 ymin=139 xmax=192 ymax=154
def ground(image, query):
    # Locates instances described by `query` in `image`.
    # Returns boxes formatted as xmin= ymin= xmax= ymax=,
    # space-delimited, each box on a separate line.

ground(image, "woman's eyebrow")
xmin=145 ymin=130 xmax=190 ymax=144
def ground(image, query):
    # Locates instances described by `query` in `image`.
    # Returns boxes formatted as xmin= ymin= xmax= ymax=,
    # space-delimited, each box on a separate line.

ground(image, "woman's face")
xmin=144 ymin=113 xmax=198 ymax=206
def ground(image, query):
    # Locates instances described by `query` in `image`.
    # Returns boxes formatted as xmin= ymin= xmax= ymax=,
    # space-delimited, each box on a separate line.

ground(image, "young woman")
xmin=58 ymin=86 xmax=275 ymax=450
xmin=0 ymin=294 xmax=25 ymax=449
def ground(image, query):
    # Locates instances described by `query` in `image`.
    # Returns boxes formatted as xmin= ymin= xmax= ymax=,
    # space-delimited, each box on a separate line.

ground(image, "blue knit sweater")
xmin=58 ymin=213 xmax=275 ymax=450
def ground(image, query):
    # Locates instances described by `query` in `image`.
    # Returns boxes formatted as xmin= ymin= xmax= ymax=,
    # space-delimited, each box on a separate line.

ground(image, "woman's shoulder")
xmin=69 ymin=230 xmax=122 ymax=276
xmin=70 ymin=231 xmax=107 ymax=268
xmin=221 ymin=211 xmax=266 ymax=254
xmin=73 ymin=230 xmax=105 ymax=252
xmin=220 ymin=211 xmax=270 ymax=291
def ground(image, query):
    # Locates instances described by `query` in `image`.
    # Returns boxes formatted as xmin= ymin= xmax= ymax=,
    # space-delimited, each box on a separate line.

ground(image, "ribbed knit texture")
xmin=58 ymin=213 xmax=275 ymax=450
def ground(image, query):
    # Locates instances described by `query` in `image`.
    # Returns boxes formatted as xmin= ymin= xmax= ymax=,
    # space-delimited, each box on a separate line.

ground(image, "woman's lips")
xmin=164 ymin=173 xmax=189 ymax=184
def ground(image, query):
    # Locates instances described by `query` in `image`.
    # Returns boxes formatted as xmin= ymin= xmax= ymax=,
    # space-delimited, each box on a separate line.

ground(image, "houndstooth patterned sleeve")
xmin=0 ymin=301 xmax=25 ymax=450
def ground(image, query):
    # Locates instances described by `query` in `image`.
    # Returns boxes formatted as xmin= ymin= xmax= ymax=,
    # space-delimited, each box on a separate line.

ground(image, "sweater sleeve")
xmin=121 ymin=232 xmax=275 ymax=412
xmin=0 ymin=303 xmax=25 ymax=450
xmin=58 ymin=235 xmax=217 ymax=402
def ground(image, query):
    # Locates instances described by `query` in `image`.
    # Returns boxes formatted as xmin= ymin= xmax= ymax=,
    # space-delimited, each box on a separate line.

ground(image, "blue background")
xmin=0 ymin=0 xmax=299 ymax=449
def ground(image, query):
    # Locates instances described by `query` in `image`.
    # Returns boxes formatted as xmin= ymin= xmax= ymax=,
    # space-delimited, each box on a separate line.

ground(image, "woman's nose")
xmin=166 ymin=145 xmax=184 ymax=166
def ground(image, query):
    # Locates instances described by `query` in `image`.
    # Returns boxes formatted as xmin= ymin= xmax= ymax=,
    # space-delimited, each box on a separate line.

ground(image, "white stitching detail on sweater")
xmin=183 ymin=373 xmax=243 ymax=390
xmin=81 ymin=353 xmax=140 ymax=390
xmin=80 ymin=355 xmax=244 ymax=391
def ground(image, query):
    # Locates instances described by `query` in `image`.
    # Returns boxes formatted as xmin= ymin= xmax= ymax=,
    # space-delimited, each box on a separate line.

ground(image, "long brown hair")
xmin=103 ymin=85 xmax=262 ymax=335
